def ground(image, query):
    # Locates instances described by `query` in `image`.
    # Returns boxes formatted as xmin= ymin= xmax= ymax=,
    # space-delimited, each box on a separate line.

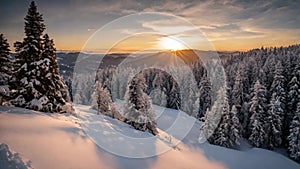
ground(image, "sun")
xmin=160 ymin=37 xmax=185 ymax=51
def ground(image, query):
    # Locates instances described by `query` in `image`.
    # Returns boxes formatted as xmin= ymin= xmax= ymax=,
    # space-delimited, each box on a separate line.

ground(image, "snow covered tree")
xmin=212 ymin=88 xmax=232 ymax=148
xmin=0 ymin=34 xmax=12 ymax=105
xmin=232 ymin=68 xmax=245 ymax=135
xmin=287 ymin=102 xmax=300 ymax=162
xmin=39 ymin=34 xmax=71 ymax=112
xmin=10 ymin=1 xmax=45 ymax=108
xmin=181 ymin=72 xmax=199 ymax=117
xmin=270 ymin=61 xmax=286 ymax=111
xmin=208 ymin=88 xmax=241 ymax=148
xmin=201 ymin=87 xmax=227 ymax=145
xmin=230 ymin=105 xmax=241 ymax=146
xmin=266 ymin=93 xmax=283 ymax=149
xmin=286 ymin=76 xmax=300 ymax=134
xmin=199 ymin=76 xmax=211 ymax=118
xmin=232 ymin=69 xmax=244 ymax=113
xmin=124 ymin=73 xmax=158 ymax=135
xmin=248 ymin=80 xmax=267 ymax=147
xmin=10 ymin=1 xmax=72 ymax=113
xmin=92 ymin=81 xmax=123 ymax=121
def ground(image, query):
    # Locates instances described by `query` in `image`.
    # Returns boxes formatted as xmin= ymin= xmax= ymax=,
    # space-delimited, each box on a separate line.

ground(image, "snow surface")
xmin=0 ymin=104 xmax=299 ymax=169
xmin=0 ymin=143 xmax=33 ymax=169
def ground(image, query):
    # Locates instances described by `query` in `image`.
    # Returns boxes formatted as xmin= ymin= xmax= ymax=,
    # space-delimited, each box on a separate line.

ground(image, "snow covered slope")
xmin=0 ymin=105 xmax=299 ymax=169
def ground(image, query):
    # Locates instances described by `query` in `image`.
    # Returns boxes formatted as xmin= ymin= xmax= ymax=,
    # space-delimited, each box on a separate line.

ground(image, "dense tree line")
xmin=222 ymin=45 xmax=300 ymax=161
xmin=93 ymin=45 xmax=300 ymax=161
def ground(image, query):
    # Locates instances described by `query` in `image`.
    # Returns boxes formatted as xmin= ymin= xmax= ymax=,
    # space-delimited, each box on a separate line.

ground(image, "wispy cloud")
xmin=1 ymin=0 xmax=299 ymax=51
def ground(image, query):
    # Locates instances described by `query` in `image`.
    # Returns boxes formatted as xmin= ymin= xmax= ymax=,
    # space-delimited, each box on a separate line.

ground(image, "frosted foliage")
xmin=10 ymin=2 xmax=73 ymax=113
xmin=248 ymin=80 xmax=267 ymax=147
xmin=124 ymin=74 xmax=157 ymax=135
xmin=288 ymin=103 xmax=300 ymax=162
xmin=27 ymin=96 xmax=49 ymax=110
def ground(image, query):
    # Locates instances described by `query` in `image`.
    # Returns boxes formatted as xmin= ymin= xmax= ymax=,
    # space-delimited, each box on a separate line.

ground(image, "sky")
xmin=0 ymin=0 xmax=300 ymax=52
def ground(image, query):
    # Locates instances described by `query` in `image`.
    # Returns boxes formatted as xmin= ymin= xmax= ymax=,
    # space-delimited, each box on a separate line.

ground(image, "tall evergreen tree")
xmin=249 ymin=80 xmax=267 ymax=147
xmin=0 ymin=34 xmax=12 ymax=104
xmin=92 ymin=81 xmax=123 ymax=121
xmin=286 ymin=76 xmax=300 ymax=136
xmin=0 ymin=34 xmax=12 ymax=80
xmin=10 ymin=1 xmax=72 ymax=113
xmin=230 ymin=105 xmax=241 ymax=146
xmin=232 ymin=69 xmax=244 ymax=113
xmin=266 ymin=93 xmax=283 ymax=149
xmin=201 ymin=87 xmax=225 ymax=143
xmin=270 ymin=61 xmax=286 ymax=111
xmin=199 ymin=76 xmax=211 ymax=118
xmin=212 ymin=88 xmax=232 ymax=148
xmin=287 ymin=102 xmax=300 ymax=162
xmin=40 ymin=34 xmax=71 ymax=112
xmin=124 ymin=73 xmax=158 ymax=135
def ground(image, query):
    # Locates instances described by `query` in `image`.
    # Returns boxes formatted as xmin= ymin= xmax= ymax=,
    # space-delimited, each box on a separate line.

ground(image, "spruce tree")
xmin=248 ymin=80 xmax=267 ymax=147
xmin=40 ymin=34 xmax=71 ymax=112
xmin=199 ymin=76 xmax=211 ymax=118
xmin=92 ymin=81 xmax=123 ymax=121
xmin=0 ymin=34 xmax=12 ymax=104
xmin=270 ymin=61 xmax=286 ymax=111
xmin=286 ymin=76 xmax=300 ymax=136
xmin=0 ymin=34 xmax=12 ymax=80
xmin=124 ymin=73 xmax=158 ymax=135
xmin=11 ymin=1 xmax=46 ymax=108
xmin=287 ymin=102 xmax=300 ymax=162
xmin=210 ymin=89 xmax=241 ymax=148
xmin=213 ymin=89 xmax=232 ymax=148
xmin=232 ymin=69 xmax=244 ymax=113
xmin=200 ymin=87 xmax=224 ymax=143
xmin=230 ymin=105 xmax=241 ymax=146
xmin=10 ymin=1 xmax=72 ymax=113
xmin=266 ymin=93 xmax=283 ymax=149
xmin=232 ymin=68 xmax=245 ymax=134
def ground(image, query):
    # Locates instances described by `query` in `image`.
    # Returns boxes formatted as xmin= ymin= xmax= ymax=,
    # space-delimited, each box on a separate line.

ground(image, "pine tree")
xmin=287 ymin=102 xmax=300 ymax=162
xmin=199 ymin=76 xmax=211 ymax=118
xmin=232 ymin=69 xmax=244 ymax=112
xmin=0 ymin=34 xmax=12 ymax=104
xmin=200 ymin=87 xmax=224 ymax=143
xmin=230 ymin=105 xmax=241 ymax=146
xmin=181 ymin=72 xmax=199 ymax=117
xmin=266 ymin=93 xmax=283 ymax=149
xmin=0 ymin=34 xmax=12 ymax=80
xmin=124 ymin=73 xmax=158 ymax=135
xmin=40 ymin=34 xmax=71 ymax=112
xmin=286 ymin=76 xmax=300 ymax=135
xmin=248 ymin=80 xmax=267 ymax=147
xmin=93 ymin=81 xmax=123 ymax=121
xmin=10 ymin=1 xmax=46 ymax=108
xmin=270 ymin=61 xmax=286 ymax=111
xmin=10 ymin=1 xmax=72 ymax=113
xmin=213 ymin=89 xmax=232 ymax=147
xmin=209 ymin=88 xmax=241 ymax=148
xmin=232 ymin=68 xmax=245 ymax=133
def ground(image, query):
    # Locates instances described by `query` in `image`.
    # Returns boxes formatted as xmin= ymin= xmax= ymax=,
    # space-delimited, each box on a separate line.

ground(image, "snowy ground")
xmin=0 ymin=104 xmax=299 ymax=169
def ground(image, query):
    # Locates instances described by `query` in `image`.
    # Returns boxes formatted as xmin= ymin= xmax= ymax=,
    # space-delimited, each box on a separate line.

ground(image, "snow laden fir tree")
xmin=92 ymin=81 xmax=123 ymax=121
xmin=10 ymin=1 xmax=72 ymax=113
xmin=0 ymin=34 xmax=12 ymax=105
xmin=123 ymin=73 xmax=158 ymax=135
xmin=248 ymin=80 xmax=267 ymax=147
xmin=287 ymin=102 xmax=300 ymax=162
xmin=201 ymin=87 xmax=241 ymax=148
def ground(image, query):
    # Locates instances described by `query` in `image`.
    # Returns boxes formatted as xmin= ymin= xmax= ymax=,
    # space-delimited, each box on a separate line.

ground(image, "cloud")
xmin=1 ymin=0 xmax=299 ymax=51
